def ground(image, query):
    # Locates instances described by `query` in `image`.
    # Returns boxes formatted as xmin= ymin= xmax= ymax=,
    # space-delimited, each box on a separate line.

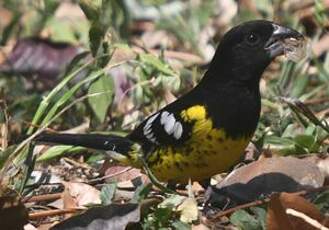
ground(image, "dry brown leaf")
xmin=62 ymin=186 xmax=79 ymax=219
xmin=267 ymin=193 xmax=329 ymax=230
xmin=267 ymin=193 xmax=294 ymax=230
xmin=206 ymin=157 xmax=325 ymax=208
xmin=220 ymin=157 xmax=324 ymax=187
xmin=105 ymin=166 xmax=144 ymax=183
xmin=64 ymin=182 xmax=101 ymax=207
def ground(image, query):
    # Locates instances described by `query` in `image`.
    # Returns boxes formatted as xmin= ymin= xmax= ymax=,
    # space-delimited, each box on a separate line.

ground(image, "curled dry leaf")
xmin=267 ymin=192 xmax=329 ymax=230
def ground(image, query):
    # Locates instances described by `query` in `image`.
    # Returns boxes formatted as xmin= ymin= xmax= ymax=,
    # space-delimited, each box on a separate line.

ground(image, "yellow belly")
xmin=146 ymin=105 xmax=251 ymax=183
xmin=149 ymin=129 xmax=250 ymax=182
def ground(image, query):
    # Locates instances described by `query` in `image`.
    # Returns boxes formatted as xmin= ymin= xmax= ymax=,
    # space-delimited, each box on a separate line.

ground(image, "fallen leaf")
xmin=64 ymin=182 xmax=101 ymax=207
xmin=267 ymin=193 xmax=329 ymax=230
xmin=159 ymin=194 xmax=185 ymax=209
xmin=267 ymin=193 xmax=294 ymax=230
xmin=51 ymin=203 xmax=140 ymax=230
xmin=104 ymin=166 xmax=145 ymax=183
xmin=205 ymin=157 xmax=324 ymax=209
xmin=177 ymin=197 xmax=199 ymax=223
xmin=0 ymin=38 xmax=80 ymax=82
xmin=230 ymin=208 xmax=265 ymax=230
xmin=62 ymin=185 xmax=79 ymax=219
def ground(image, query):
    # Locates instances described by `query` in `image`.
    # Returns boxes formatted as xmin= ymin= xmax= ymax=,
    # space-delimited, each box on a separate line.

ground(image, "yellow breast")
xmin=148 ymin=105 xmax=251 ymax=182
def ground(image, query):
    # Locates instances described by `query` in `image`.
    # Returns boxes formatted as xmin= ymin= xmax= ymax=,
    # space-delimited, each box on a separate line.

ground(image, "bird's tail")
xmin=35 ymin=133 xmax=142 ymax=166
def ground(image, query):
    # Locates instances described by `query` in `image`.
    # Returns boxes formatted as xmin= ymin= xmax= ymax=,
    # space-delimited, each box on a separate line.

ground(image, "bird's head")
xmin=207 ymin=20 xmax=305 ymax=86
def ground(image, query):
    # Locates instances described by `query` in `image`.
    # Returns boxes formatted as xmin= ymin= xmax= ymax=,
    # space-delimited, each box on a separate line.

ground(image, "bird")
xmin=35 ymin=20 xmax=304 ymax=184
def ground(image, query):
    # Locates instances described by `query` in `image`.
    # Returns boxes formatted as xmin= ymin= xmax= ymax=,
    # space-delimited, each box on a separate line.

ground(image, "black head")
xmin=206 ymin=20 xmax=303 ymax=86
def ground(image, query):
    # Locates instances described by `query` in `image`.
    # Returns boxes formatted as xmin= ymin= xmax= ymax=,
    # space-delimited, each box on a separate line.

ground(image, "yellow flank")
xmin=148 ymin=105 xmax=251 ymax=183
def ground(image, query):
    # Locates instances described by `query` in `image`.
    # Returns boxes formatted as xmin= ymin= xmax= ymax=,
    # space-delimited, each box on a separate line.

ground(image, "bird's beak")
xmin=265 ymin=24 xmax=304 ymax=58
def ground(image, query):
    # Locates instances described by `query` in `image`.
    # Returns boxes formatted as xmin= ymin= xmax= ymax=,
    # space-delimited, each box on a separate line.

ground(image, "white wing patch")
xmin=143 ymin=111 xmax=184 ymax=143
xmin=143 ymin=113 xmax=160 ymax=144
xmin=160 ymin=111 xmax=184 ymax=140
xmin=163 ymin=114 xmax=176 ymax=135
xmin=173 ymin=122 xmax=183 ymax=139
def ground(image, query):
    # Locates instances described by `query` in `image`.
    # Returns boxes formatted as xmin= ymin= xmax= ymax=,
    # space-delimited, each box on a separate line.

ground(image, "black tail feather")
xmin=35 ymin=133 xmax=134 ymax=154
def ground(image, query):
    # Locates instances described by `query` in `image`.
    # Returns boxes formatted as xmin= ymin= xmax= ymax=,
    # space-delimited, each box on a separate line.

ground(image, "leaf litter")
xmin=0 ymin=0 xmax=328 ymax=229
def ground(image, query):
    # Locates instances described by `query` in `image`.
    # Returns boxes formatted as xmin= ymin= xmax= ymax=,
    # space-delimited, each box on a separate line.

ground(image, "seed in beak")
xmin=281 ymin=37 xmax=308 ymax=62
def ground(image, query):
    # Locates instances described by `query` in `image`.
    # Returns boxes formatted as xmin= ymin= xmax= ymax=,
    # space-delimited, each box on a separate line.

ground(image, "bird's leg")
xmin=140 ymin=158 xmax=177 ymax=194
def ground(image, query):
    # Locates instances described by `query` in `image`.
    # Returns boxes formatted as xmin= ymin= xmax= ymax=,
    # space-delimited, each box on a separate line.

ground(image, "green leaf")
xmin=158 ymin=194 xmax=185 ymax=209
xmin=139 ymin=53 xmax=176 ymax=76
xmin=100 ymin=183 xmax=117 ymax=205
xmin=0 ymin=12 xmax=21 ymax=45
xmin=45 ymin=18 xmax=82 ymax=43
xmin=250 ymin=207 xmax=266 ymax=230
xmin=131 ymin=183 xmax=152 ymax=203
xmin=37 ymin=145 xmax=86 ymax=161
xmin=89 ymin=23 xmax=105 ymax=57
xmin=88 ymin=72 xmax=114 ymax=123
xmin=39 ymin=69 xmax=105 ymax=128
xmin=86 ymin=153 xmax=105 ymax=164
xmin=230 ymin=209 xmax=263 ymax=230
xmin=172 ymin=220 xmax=191 ymax=230
xmin=313 ymin=190 xmax=329 ymax=213
xmin=0 ymin=145 xmax=17 ymax=169
xmin=79 ymin=0 xmax=101 ymax=21
xmin=263 ymin=135 xmax=297 ymax=155
xmin=293 ymin=134 xmax=317 ymax=150
xmin=153 ymin=207 xmax=173 ymax=226
xmin=28 ymin=59 xmax=93 ymax=134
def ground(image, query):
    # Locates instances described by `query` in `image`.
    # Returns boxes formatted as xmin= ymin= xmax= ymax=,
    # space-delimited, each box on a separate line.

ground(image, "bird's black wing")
xmin=127 ymin=101 xmax=195 ymax=150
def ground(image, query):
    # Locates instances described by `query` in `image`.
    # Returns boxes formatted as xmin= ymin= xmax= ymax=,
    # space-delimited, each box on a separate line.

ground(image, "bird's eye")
xmin=245 ymin=33 xmax=260 ymax=45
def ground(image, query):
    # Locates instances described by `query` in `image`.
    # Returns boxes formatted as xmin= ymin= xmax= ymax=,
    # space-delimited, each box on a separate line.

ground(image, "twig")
xmin=0 ymin=100 xmax=9 ymax=150
xmin=304 ymin=97 xmax=329 ymax=105
xmin=62 ymin=157 xmax=91 ymax=170
xmin=23 ymin=193 xmax=62 ymax=203
xmin=28 ymin=208 xmax=84 ymax=220
xmin=87 ymin=166 xmax=133 ymax=183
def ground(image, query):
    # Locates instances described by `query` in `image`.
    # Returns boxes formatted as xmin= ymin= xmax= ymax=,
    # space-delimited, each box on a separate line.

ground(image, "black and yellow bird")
xmin=36 ymin=20 xmax=304 ymax=183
